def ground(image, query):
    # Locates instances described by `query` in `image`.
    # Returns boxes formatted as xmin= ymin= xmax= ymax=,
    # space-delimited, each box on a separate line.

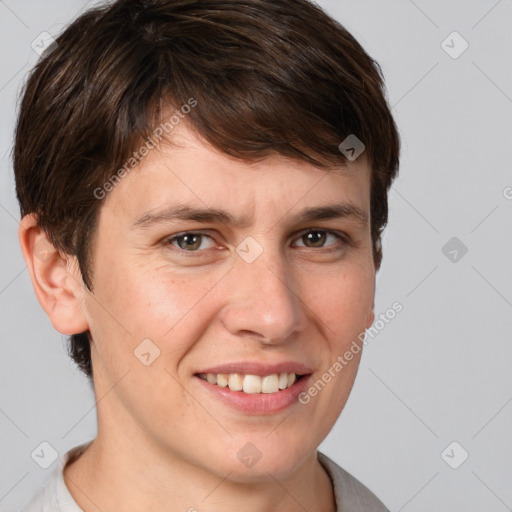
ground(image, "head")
xmin=15 ymin=0 xmax=399 ymax=481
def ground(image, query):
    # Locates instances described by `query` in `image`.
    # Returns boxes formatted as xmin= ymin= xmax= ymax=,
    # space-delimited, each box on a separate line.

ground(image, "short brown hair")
xmin=14 ymin=0 xmax=400 ymax=378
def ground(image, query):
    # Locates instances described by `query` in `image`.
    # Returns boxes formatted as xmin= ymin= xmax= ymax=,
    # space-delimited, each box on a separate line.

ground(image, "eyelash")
xmin=162 ymin=229 xmax=352 ymax=257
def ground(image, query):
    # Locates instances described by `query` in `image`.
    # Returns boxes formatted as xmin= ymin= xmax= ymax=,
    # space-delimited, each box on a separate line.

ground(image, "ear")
xmin=18 ymin=214 xmax=89 ymax=335
xmin=365 ymin=300 xmax=375 ymax=330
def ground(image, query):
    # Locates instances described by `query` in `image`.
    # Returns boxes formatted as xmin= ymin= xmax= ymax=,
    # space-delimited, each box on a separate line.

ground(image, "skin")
xmin=19 ymin=121 xmax=376 ymax=512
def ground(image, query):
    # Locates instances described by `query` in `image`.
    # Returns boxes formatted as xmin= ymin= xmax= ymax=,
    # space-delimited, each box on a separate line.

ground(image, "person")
xmin=15 ymin=0 xmax=400 ymax=510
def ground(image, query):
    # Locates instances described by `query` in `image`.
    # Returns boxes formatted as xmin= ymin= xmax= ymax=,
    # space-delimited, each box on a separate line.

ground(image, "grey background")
xmin=1 ymin=1 xmax=511 ymax=510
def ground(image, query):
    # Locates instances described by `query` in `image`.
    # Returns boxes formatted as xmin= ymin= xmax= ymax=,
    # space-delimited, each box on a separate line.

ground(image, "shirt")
xmin=22 ymin=443 xmax=389 ymax=511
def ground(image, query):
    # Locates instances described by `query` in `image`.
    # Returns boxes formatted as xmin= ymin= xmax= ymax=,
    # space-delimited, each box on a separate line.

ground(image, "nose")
xmin=219 ymin=246 xmax=306 ymax=345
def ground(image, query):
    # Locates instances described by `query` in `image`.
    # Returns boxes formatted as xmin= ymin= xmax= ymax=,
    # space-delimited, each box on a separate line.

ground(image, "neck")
xmin=63 ymin=433 xmax=336 ymax=512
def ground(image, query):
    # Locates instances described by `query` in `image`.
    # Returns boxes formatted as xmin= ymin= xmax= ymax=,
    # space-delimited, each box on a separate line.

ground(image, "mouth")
xmin=193 ymin=365 xmax=312 ymax=414
xmin=196 ymin=372 xmax=305 ymax=394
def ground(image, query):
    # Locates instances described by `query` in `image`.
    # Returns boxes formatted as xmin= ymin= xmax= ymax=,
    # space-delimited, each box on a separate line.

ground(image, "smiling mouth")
xmin=196 ymin=372 xmax=305 ymax=394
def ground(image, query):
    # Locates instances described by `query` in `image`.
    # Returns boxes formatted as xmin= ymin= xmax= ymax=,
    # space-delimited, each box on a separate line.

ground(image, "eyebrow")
xmin=131 ymin=201 xmax=369 ymax=230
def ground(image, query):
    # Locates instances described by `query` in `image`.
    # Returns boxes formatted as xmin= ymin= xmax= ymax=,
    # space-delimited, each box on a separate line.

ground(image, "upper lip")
xmin=195 ymin=362 xmax=313 ymax=376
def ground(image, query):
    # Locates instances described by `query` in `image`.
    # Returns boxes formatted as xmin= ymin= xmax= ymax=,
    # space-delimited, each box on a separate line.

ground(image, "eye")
xmin=292 ymin=229 xmax=348 ymax=249
xmin=165 ymin=232 xmax=217 ymax=252
xmin=163 ymin=229 xmax=351 ymax=257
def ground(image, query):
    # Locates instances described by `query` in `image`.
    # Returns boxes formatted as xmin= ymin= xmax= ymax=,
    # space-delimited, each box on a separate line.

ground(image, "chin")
xmin=210 ymin=433 xmax=316 ymax=483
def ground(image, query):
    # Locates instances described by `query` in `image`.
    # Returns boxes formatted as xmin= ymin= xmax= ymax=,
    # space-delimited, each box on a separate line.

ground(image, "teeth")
xmin=261 ymin=374 xmax=279 ymax=394
xmin=228 ymin=373 xmax=243 ymax=391
xmin=198 ymin=372 xmax=300 ymax=393
xmin=243 ymin=374 xmax=262 ymax=394
xmin=217 ymin=374 xmax=228 ymax=387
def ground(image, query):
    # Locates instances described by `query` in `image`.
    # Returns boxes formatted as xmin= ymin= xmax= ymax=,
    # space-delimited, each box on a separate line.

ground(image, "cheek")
xmin=304 ymin=263 xmax=374 ymax=421
xmin=89 ymin=260 xmax=225 ymax=363
xmin=127 ymin=268 xmax=221 ymax=334
xmin=304 ymin=262 xmax=375 ymax=343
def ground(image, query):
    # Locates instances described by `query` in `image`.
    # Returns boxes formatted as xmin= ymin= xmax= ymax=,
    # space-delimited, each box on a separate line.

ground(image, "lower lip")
xmin=194 ymin=375 xmax=311 ymax=415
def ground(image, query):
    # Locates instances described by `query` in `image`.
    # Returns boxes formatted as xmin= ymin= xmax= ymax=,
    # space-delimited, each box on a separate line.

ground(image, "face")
xmin=81 ymin=123 xmax=376 ymax=481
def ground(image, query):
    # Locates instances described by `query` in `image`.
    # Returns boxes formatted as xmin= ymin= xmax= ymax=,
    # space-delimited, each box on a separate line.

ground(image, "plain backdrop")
xmin=1 ymin=1 xmax=512 ymax=511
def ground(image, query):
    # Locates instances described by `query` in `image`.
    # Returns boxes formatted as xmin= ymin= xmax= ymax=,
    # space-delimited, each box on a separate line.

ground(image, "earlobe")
xmin=18 ymin=214 xmax=89 ymax=335
xmin=365 ymin=304 xmax=375 ymax=330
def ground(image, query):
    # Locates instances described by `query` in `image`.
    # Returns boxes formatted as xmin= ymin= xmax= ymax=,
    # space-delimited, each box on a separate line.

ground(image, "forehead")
xmin=100 ymin=124 xmax=371 ymax=228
